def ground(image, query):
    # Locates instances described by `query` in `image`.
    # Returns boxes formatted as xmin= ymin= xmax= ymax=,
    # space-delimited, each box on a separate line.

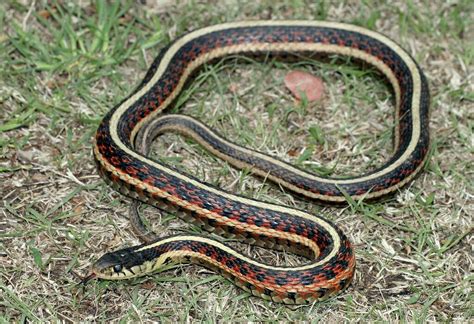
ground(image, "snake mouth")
xmin=87 ymin=245 xmax=152 ymax=280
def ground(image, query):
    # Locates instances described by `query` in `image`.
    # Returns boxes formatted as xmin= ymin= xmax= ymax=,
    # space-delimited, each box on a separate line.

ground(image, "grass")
xmin=1 ymin=0 xmax=473 ymax=322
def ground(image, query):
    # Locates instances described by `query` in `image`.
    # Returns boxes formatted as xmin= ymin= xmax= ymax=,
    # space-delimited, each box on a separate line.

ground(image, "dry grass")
xmin=1 ymin=0 xmax=473 ymax=322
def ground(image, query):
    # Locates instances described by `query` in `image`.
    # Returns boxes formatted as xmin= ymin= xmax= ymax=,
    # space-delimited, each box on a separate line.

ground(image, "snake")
xmin=86 ymin=21 xmax=430 ymax=304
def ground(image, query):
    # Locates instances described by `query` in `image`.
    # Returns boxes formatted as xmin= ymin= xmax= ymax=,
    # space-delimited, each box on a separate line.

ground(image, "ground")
xmin=1 ymin=0 xmax=472 ymax=322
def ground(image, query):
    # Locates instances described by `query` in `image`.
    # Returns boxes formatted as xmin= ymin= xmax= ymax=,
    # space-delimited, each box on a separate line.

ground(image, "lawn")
xmin=1 ymin=0 xmax=472 ymax=322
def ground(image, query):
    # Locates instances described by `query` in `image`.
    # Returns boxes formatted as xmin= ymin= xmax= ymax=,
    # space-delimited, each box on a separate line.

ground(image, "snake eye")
xmin=113 ymin=264 xmax=123 ymax=273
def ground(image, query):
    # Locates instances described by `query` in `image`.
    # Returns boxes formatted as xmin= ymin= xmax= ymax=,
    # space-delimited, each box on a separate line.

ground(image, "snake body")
xmin=90 ymin=21 xmax=430 ymax=304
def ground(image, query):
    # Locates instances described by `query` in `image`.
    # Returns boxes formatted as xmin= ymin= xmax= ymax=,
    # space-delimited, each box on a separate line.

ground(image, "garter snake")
xmin=87 ymin=21 xmax=430 ymax=304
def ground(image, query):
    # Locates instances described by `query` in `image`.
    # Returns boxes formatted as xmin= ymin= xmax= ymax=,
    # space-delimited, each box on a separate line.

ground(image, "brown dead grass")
xmin=1 ymin=0 xmax=472 ymax=322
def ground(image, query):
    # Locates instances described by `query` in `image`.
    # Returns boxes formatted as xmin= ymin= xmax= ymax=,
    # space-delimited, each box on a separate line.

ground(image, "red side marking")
xmin=110 ymin=156 xmax=121 ymax=166
xmin=391 ymin=178 xmax=401 ymax=184
xmin=310 ymin=188 xmax=320 ymax=195
xmin=98 ymin=144 xmax=109 ymax=153
xmin=128 ymin=120 xmax=135 ymax=131
xmin=143 ymin=177 xmax=156 ymax=186
xmin=275 ymin=223 xmax=286 ymax=232
xmin=246 ymin=216 xmax=255 ymax=226
xmin=125 ymin=166 xmax=139 ymax=176
xmin=229 ymin=211 xmax=241 ymax=221
xmin=313 ymin=274 xmax=328 ymax=283
xmin=139 ymin=166 xmax=150 ymax=173
xmin=211 ymin=207 xmax=222 ymax=214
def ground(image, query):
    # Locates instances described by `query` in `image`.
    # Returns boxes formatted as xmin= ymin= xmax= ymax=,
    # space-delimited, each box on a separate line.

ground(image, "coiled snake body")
xmin=88 ymin=21 xmax=430 ymax=304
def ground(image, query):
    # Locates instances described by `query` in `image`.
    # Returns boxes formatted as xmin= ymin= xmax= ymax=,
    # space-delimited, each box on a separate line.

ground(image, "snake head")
xmin=90 ymin=244 xmax=157 ymax=280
